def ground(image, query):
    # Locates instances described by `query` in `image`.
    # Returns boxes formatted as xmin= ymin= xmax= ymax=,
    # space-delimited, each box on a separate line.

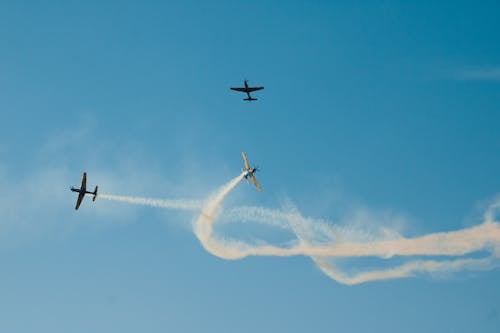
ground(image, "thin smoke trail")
xmin=99 ymin=193 xmax=202 ymax=211
xmin=313 ymin=256 xmax=499 ymax=285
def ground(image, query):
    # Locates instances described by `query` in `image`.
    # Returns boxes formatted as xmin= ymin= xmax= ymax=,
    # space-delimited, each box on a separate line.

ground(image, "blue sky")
xmin=0 ymin=1 xmax=499 ymax=332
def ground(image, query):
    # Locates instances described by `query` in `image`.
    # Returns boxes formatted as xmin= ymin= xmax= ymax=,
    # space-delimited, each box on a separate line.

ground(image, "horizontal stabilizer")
xmin=244 ymin=97 xmax=257 ymax=101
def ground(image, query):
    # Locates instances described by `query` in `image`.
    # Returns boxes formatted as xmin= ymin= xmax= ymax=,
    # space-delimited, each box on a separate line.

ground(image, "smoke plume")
xmin=99 ymin=193 xmax=201 ymax=211
xmin=100 ymin=174 xmax=500 ymax=284
xmin=193 ymin=175 xmax=500 ymax=284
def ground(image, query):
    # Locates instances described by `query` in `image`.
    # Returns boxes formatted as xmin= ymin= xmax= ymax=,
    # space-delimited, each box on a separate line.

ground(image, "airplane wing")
xmin=80 ymin=172 xmax=87 ymax=192
xmin=230 ymin=87 xmax=248 ymax=92
xmin=75 ymin=191 xmax=85 ymax=210
xmin=250 ymin=174 xmax=262 ymax=191
xmin=246 ymin=87 xmax=264 ymax=92
xmin=241 ymin=152 xmax=250 ymax=170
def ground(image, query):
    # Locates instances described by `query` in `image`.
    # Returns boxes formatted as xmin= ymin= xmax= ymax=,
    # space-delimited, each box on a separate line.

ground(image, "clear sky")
xmin=1 ymin=1 xmax=499 ymax=332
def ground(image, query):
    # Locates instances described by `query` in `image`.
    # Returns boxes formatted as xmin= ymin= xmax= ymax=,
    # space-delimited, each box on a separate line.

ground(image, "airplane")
xmin=70 ymin=172 xmax=98 ymax=210
xmin=241 ymin=151 xmax=262 ymax=191
xmin=230 ymin=80 xmax=264 ymax=101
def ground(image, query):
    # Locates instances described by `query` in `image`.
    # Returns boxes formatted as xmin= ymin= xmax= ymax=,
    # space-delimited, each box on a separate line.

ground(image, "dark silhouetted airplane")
xmin=230 ymin=80 xmax=264 ymax=101
xmin=71 ymin=172 xmax=98 ymax=210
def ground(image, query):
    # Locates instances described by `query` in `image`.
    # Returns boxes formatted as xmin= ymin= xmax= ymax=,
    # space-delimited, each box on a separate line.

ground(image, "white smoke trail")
xmin=99 ymin=193 xmax=201 ymax=211
xmin=193 ymin=175 xmax=500 ymax=284
xmin=203 ymin=203 xmax=500 ymax=258
xmin=313 ymin=256 xmax=499 ymax=285
xmin=98 ymin=176 xmax=500 ymax=284
xmin=194 ymin=173 xmax=246 ymax=257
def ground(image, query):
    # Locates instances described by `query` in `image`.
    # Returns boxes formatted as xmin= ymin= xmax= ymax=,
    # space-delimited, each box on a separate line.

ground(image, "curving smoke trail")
xmin=99 ymin=193 xmax=202 ymax=211
xmin=193 ymin=175 xmax=500 ymax=284
xmin=194 ymin=173 xmax=246 ymax=257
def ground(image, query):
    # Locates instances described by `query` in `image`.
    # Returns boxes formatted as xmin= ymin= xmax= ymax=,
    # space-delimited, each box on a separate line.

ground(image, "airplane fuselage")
xmin=71 ymin=187 xmax=94 ymax=195
xmin=243 ymin=168 xmax=257 ymax=178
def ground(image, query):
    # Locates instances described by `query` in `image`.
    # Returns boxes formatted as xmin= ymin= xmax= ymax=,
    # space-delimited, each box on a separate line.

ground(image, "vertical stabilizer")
xmin=93 ymin=186 xmax=98 ymax=201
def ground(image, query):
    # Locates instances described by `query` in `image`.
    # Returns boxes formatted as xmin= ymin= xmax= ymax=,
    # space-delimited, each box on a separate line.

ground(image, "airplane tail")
xmin=92 ymin=186 xmax=98 ymax=201
xmin=244 ymin=97 xmax=257 ymax=101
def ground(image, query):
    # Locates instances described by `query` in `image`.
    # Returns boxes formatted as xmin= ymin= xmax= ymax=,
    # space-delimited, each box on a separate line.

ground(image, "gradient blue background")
xmin=0 ymin=1 xmax=499 ymax=332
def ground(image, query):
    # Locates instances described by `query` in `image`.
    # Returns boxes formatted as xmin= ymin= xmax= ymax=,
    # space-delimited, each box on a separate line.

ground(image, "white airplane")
xmin=241 ymin=152 xmax=262 ymax=191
